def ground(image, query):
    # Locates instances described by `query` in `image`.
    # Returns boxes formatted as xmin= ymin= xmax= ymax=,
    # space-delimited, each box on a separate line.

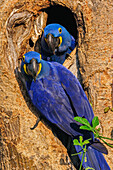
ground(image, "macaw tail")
xmin=74 ymin=145 xmax=110 ymax=170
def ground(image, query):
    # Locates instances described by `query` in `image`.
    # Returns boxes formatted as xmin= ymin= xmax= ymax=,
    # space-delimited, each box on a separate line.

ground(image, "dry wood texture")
xmin=0 ymin=0 xmax=113 ymax=169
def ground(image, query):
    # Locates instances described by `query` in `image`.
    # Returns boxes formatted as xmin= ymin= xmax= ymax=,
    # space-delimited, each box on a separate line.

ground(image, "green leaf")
xmin=90 ymin=103 xmax=92 ymax=107
xmin=73 ymin=139 xmax=80 ymax=146
xmin=79 ymin=136 xmax=83 ymax=144
xmin=83 ymin=140 xmax=90 ymax=145
xmin=104 ymin=107 xmax=110 ymax=113
xmin=97 ymin=128 xmax=101 ymax=132
xmin=111 ymin=108 xmax=113 ymax=112
xmin=80 ymin=125 xmax=92 ymax=131
xmin=92 ymin=116 xmax=99 ymax=128
xmin=74 ymin=117 xmax=91 ymax=128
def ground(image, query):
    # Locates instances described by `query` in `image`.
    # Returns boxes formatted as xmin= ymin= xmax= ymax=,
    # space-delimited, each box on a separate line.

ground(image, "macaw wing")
xmin=70 ymin=35 xmax=76 ymax=50
xmin=55 ymin=63 xmax=94 ymax=124
xmin=26 ymin=62 xmax=93 ymax=137
xmin=26 ymin=78 xmax=83 ymax=137
xmin=75 ymin=144 xmax=110 ymax=170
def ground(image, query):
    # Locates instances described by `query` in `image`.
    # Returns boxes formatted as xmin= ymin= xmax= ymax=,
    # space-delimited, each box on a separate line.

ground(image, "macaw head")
xmin=21 ymin=51 xmax=42 ymax=81
xmin=43 ymin=23 xmax=72 ymax=54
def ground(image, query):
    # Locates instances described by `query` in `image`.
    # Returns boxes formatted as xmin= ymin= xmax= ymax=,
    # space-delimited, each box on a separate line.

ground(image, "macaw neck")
xmin=36 ymin=60 xmax=50 ymax=79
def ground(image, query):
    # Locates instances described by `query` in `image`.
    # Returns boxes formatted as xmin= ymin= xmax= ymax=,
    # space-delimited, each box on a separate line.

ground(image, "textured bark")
xmin=0 ymin=0 xmax=113 ymax=169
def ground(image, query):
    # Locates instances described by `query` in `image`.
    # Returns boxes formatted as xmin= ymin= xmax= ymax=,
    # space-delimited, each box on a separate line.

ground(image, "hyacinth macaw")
xmin=40 ymin=23 xmax=76 ymax=64
xmin=21 ymin=51 xmax=110 ymax=170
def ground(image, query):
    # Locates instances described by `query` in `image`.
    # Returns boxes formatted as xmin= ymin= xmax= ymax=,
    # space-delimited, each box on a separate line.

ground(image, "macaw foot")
xmin=30 ymin=116 xmax=42 ymax=130
xmin=60 ymin=155 xmax=76 ymax=170
xmin=66 ymin=53 xmax=72 ymax=60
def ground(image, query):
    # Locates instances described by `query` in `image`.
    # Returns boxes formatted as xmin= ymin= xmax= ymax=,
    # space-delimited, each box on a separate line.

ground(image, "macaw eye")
xmin=22 ymin=55 xmax=25 ymax=62
xmin=58 ymin=28 xmax=62 ymax=34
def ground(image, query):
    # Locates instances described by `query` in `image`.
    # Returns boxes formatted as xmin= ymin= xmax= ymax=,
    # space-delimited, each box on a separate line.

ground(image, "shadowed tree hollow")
xmin=44 ymin=5 xmax=78 ymax=39
xmin=1 ymin=0 xmax=113 ymax=170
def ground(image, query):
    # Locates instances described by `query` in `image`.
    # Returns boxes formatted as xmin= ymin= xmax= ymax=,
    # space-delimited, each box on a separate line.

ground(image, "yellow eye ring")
xmin=58 ymin=28 xmax=62 ymax=34
xmin=23 ymin=55 xmax=25 ymax=62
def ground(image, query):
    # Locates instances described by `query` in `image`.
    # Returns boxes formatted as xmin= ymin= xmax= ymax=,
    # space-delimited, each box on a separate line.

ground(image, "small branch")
xmin=99 ymin=137 xmax=113 ymax=148
xmin=71 ymin=152 xmax=82 ymax=156
xmin=79 ymin=151 xmax=85 ymax=170
xmin=99 ymin=135 xmax=113 ymax=141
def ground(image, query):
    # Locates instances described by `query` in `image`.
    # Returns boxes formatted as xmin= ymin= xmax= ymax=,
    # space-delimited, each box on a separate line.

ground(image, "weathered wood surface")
xmin=0 ymin=0 xmax=113 ymax=169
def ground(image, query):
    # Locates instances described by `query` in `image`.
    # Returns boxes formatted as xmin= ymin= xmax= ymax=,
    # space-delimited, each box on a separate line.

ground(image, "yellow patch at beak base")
xmin=23 ymin=64 xmax=29 ymax=75
xmin=36 ymin=63 xmax=42 ymax=76
xmin=58 ymin=36 xmax=62 ymax=47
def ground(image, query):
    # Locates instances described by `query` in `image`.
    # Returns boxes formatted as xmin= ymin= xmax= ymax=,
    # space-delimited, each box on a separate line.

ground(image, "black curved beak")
xmin=27 ymin=58 xmax=39 ymax=81
xmin=46 ymin=33 xmax=59 ymax=54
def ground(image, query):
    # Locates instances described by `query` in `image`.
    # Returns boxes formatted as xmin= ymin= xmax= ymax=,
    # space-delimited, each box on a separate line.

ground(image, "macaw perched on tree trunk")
xmin=38 ymin=23 xmax=76 ymax=64
xmin=20 ymin=51 xmax=110 ymax=170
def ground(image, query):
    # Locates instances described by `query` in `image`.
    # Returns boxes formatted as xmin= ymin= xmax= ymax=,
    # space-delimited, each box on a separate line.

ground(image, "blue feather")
xmin=21 ymin=51 xmax=110 ymax=170
xmin=41 ymin=23 xmax=76 ymax=64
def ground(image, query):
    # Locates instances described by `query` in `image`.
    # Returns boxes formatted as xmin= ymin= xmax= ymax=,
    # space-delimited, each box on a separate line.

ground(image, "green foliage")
xmin=79 ymin=125 xmax=91 ymax=131
xmin=111 ymin=108 xmax=113 ymax=112
xmin=90 ymin=103 xmax=93 ymax=107
xmin=104 ymin=106 xmax=110 ymax=113
xmin=74 ymin=116 xmax=113 ymax=148
xmin=73 ymin=136 xmax=92 ymax=170
xmin=74 ymin=117 xmax=91 ymax=128
xmin=92 ymin=116 xmax=99 ymax=128
xmin=73 ymin=116 xmax=113 ymax=170
xmin=73 ymin=136 xmax=90 ymax=148
xmin=73 ymin=139 xmax=80 ymax=145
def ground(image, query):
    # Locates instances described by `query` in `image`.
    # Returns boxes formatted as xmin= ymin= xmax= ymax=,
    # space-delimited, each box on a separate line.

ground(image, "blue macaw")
xmin=21 ymin=51 xmax=110 ymax=170
xmin=40 ymin=23 xmax=76 ymax=64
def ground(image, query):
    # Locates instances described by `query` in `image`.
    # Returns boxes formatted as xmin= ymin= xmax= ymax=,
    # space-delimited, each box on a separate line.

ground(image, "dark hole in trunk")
xmin=42 ymin=5 xmax=78 ymax=40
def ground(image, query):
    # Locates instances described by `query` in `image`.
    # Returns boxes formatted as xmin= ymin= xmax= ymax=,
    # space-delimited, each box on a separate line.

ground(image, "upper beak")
xmin=27 ymin=58 xmax=39 ymax=80
xmin=45 ymin=33 xmax=60 ymax=55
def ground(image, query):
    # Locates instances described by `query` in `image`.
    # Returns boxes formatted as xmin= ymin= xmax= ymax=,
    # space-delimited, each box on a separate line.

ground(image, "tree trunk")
xmin=0 ymin=0 xmax=113 ymax=169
